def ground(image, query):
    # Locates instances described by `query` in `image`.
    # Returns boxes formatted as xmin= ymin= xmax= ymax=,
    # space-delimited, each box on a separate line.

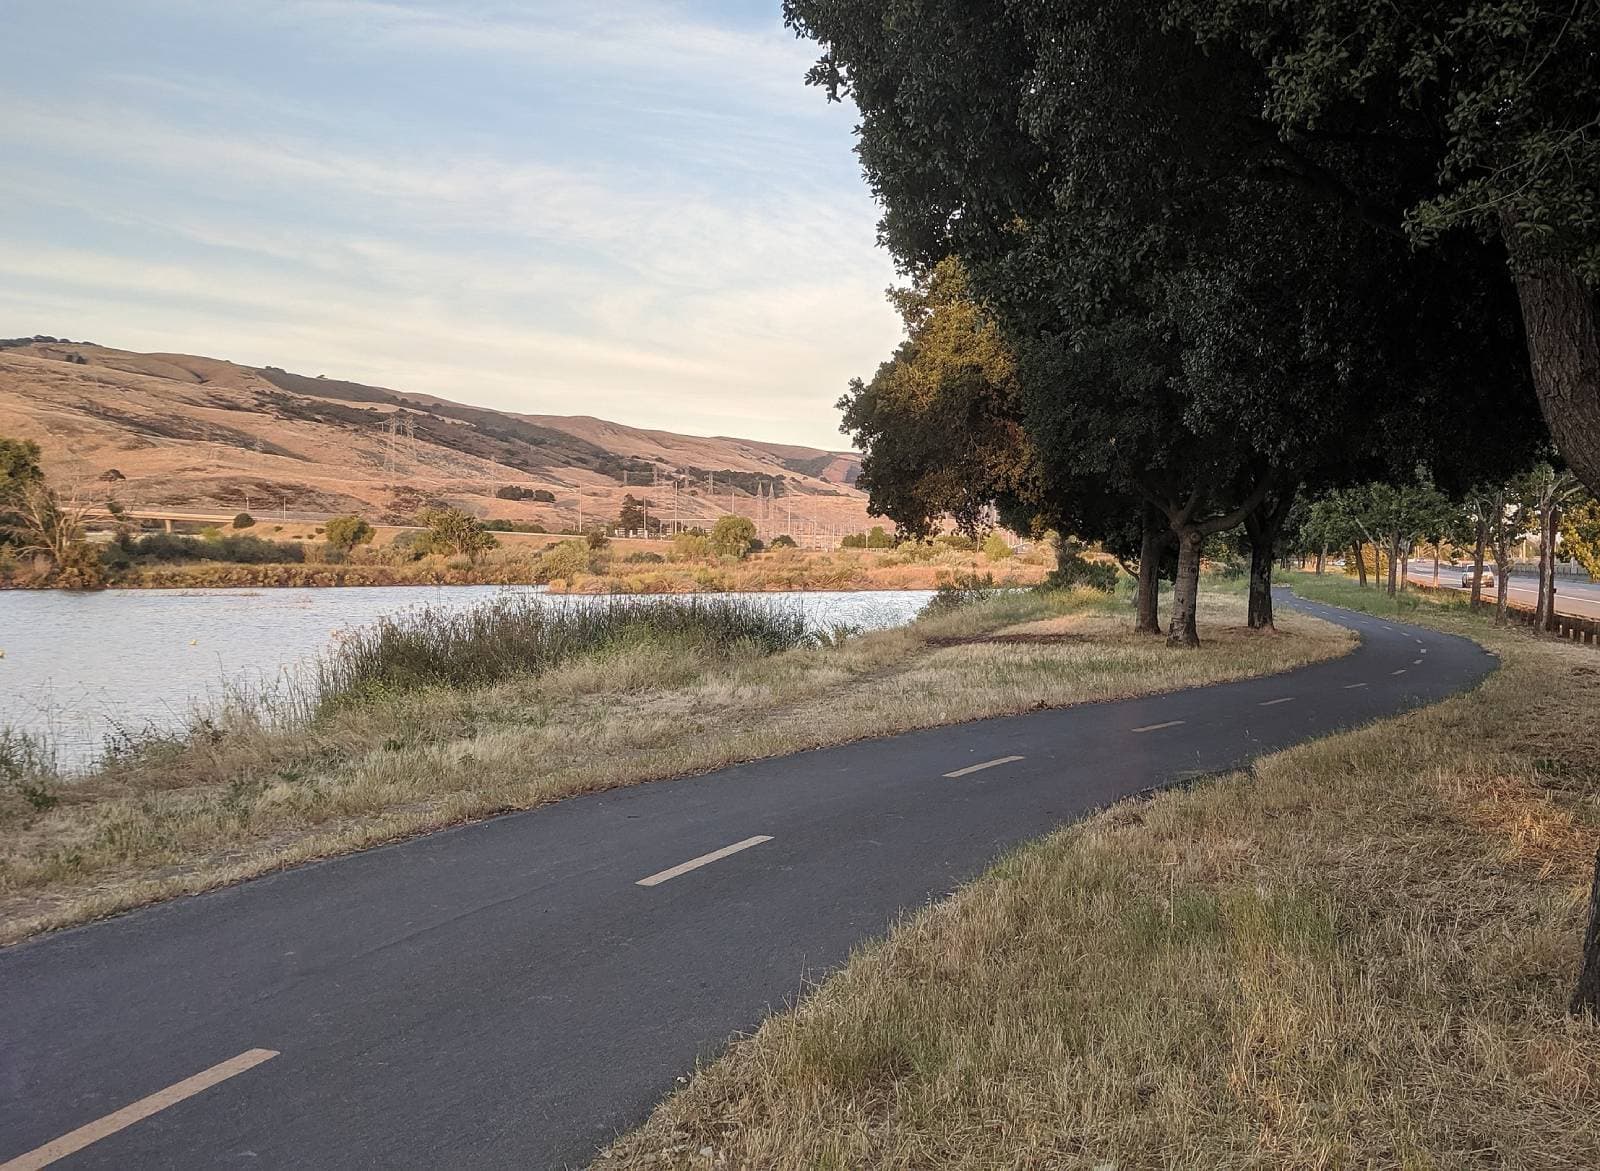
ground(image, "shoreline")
xmin=0 ymin=578 xmax=955 ymax=595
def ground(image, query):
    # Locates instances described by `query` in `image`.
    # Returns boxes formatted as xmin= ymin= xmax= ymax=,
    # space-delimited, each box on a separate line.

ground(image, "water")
xmin=0 ymin=586 xmax=935 ymax=769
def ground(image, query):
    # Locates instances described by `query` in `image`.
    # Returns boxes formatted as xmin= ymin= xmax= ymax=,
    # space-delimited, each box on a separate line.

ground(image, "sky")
xmin=1 ymin=0 xmax=903 ymax=450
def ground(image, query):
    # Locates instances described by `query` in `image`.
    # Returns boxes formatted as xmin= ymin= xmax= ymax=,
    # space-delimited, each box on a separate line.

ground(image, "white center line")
xmin=943 ymin=755 xmax=1025 ymax=778
xmin=1258 ymin=697 xmax=1294 ymax=706
xmin=1420 ymin=648 xmax=1427 ymax=654
xmin=636 ymin=836 xmax=773 ymax=887
xmin=1131 ymin=719 xmax=1185 ymax=733
xmin=1343 ymin=682 xmax=1368 ymax=689
xmin=1413 ymin=658 xmax=1423 ymax=665
xmin=1391 ymin=668 xmax=1407 ymax=675
xmin=2 ymin=1049 xmax=279 ymax=1171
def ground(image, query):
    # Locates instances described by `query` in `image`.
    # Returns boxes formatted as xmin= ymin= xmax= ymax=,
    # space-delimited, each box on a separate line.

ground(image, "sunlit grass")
xmin=599 ymin=571 xmax=1600 ymax=1169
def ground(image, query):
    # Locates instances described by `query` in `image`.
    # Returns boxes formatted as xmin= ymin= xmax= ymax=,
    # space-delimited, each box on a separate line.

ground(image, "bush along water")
xmin=920 ymin=572 xmax=999 ymax=618
xmin=314 ymin=594 xmax=808 ymax=707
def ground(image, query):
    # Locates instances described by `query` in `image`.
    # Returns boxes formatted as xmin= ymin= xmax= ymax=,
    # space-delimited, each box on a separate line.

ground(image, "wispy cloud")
xmin=1 ymin=0 xmax=897 ymax=448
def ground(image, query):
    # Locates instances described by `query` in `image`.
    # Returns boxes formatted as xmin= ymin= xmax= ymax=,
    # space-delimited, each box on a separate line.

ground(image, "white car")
xmin=1460 ymin=567 xmax=1495 ymax=590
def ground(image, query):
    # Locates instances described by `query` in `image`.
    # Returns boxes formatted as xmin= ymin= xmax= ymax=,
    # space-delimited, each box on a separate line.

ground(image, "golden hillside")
xmin=0 ymin=337 xmax=880 ymax=540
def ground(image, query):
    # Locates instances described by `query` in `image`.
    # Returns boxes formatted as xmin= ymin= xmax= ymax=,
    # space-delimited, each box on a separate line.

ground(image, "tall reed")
xmin=313 ymin=594 xmax=808 ymax=706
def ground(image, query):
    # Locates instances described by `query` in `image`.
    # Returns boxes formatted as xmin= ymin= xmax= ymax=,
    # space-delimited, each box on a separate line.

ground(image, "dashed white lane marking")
xmin=943 ymin=755 xmax=1025 ymax=778
xmin=1131 ymin=720 xmax=1185 ymax=733
xmin=1258 ymin=697 xmax=1294 ymax=706
xmin=1413 ymin=658 xmax=1423 ymax=665
xmin=636 ymin=836 xmax=773 ymax=887
xmin=1343 ymin=683 xmax=1368 ymax=689
xmin=1391 ymin=668 xmax=1407 ymax=675
xmin=1420 ymin=648 xmax=1427 ymax=654
xmin=2 ymin=1048 xmax=279 ymax=1171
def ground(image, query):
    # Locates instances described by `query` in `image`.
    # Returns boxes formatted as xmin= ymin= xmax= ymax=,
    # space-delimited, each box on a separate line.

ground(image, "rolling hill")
xmin=0 ymin=336 xmax=879 ymax=539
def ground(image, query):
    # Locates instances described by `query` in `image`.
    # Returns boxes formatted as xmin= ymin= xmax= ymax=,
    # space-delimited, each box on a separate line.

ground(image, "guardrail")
xmin=1408 ymin=581 xmax=1599 ymax=646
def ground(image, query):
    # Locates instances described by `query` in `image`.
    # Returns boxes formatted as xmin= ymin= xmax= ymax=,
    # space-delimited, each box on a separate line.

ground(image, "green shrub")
xmin=770 ymin=534 xmax=797 ymax=548
xmin=418 ymin=508 xmax=498 ymax=562
xmin=982 ymin=532 xmax=1014 ymax=562
xmin=673 ymin=533 xmax=712 ymax=560
xmin=130 ymin=533 xmax=306 ymax=564
xmin=920 ymin=572 xmax=998 ymax=617
xmin=0 ymin=729 xmax=58 ymax=814
xmin=624 ymin=551 xmax=666 ymax=564
xmin=1046 ymin=542 xmax=1119 ymax=593
xmin=711 ymin=514 xmax=757 ymax=557
xmin=539 ymin=539 xmax=591 ymax=584
xmin=325 ymin=514 xmax=375 ymax=552
xmin=232 ymin=512 xmax=255 ymax=529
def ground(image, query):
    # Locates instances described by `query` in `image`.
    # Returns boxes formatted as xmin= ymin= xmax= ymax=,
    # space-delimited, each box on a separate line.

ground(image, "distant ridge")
xmin=0 ymin=338 xmax=875 ymax=537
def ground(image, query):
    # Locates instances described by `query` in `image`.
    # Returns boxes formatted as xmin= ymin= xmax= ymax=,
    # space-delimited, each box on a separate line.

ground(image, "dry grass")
xmin=598 ymin=573 xmax=1600 ymax=1170
xmin=0 ymin=585 xmax=1348 ymax=944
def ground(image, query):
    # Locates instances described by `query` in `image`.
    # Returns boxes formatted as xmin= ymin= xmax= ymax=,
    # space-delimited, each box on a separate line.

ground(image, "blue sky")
xmin=1 ymin=0 xmax=901 ymax=449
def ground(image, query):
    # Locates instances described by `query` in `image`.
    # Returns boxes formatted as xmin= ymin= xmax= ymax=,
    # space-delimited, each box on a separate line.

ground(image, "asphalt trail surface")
xmin=1 ymin=590 xmax=1496 ymax=1169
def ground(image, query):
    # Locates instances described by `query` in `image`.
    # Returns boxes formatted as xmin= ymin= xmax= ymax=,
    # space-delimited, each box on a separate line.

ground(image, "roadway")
xmin=1404 ymin=564 xmax=1600 ymax=620
xmin=0 ymin=591 xmax=1497 ymax=1169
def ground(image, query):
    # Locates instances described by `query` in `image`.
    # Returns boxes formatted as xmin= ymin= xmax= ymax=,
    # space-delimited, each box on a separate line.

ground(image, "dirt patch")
xmin=923 ymin=632 xmax=1089 ymax=648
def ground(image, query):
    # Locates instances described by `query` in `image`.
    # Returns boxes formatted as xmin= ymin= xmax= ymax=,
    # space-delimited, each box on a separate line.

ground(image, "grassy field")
xmin=0 ymin=582 xmax=1348 ymax=945
xmin=599 ymin=572 xmax=1600 ymax=1169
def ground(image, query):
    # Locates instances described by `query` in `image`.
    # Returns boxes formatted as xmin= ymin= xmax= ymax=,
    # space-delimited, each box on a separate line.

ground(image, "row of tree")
xmin=787 ymin=1 xmax=1600 ymax=1011
xmin=1298 ymin=468 xmax=1599 ymax=629
xmin=795 ymin=0 xmax=1597 ymax=645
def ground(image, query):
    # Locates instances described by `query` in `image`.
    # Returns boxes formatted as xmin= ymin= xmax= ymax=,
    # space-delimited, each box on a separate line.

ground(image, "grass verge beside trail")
xmin=599 ymin=573 xmax=1600 ymax=1169
xmin=0 ymin=585 xmax=1349 ymax=944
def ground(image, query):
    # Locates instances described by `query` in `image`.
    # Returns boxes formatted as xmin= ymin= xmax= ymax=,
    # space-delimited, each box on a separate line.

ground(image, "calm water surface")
xmin=0 ymin=586 xmax=934 ymax=769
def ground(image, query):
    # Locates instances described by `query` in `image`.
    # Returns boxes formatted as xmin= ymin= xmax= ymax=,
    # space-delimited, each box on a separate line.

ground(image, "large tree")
xmin=788 ymin=0 xmax=1543 ymax=645
xmin=838 ymin=258 xmax=1039 ymax=540
xmin=1170 ymin=0 xmax=1600 ymax=498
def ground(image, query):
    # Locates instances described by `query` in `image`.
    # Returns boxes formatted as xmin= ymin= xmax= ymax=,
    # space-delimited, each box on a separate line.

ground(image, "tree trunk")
xmin=1135 ymin=521 xmax=1167 ymax=635
xmin=1470 ymin=517 xmax=1487 ymax=609
xmin=1315 ymin=543 xmax=1326 ymax=574
xmin=1542 ymin=503 xmax=1563 ymax=631
xmin=1244 ymin=489 xmax=1296 ymax=631
xmin=1248 ymin=538 xmax=1274 ymax=629
xmin=1167 ymin=527 xmax=1203 ymax=648
xmin=1573 ymin=846 xmax=1600 ymax=1018
xmin=1386 ymin=535 xmax=1400 ymax=596
xmin=1536 ymin=504 xmax=1556 ymax=633
xmin=1400 ymin=544 xmax=1411 ymax=593
xmin=1502 ymin=212 xmax=1600 ymax=499
xmin=1354 ymin=543 xmax=1368 ymax=587
xmin=1495 ymin=559 xmax=1511 ymax=626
